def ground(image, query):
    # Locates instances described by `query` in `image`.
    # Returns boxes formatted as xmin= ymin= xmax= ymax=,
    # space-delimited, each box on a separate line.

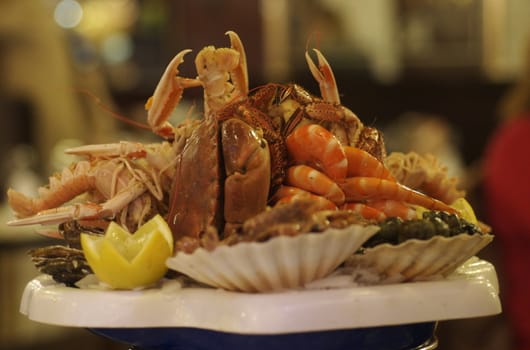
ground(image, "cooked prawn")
xmin=286 ymin=165 xmax=345 ymax=205
xmin=344 ymin=146 xmax=394 ymax=180
xmin=276 ymin=194 xmax=337 ymax=211
xmin=286 ymin=124 xmax=347 ymax=180
xmin=337 ymin=177 xmax=457 ymax=213
xmin=342 ymin=202 xmax=386 ymax=221
xmin=367 ymin=199 xmax=417 ymax=220
xmin=273 ymin=186 xmax=337 ymax=210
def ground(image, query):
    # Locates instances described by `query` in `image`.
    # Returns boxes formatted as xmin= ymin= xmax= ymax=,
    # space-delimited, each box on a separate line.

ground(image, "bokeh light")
xmin=53 ymin=0 xmax=83 ymax=29
xmin=101 ymin=32 xmax=134 ymax=64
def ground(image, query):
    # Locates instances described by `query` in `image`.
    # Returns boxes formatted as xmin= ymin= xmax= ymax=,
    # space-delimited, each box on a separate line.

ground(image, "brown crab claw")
xmin=222 ymin=118 xmax=271 ymax=226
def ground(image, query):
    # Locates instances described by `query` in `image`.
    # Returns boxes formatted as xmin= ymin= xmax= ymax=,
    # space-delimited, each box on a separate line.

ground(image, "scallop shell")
xmin=346 ymin=233 xmax=493 ymax=284
xmin=166 ymin=224 xmax=379 ymax=292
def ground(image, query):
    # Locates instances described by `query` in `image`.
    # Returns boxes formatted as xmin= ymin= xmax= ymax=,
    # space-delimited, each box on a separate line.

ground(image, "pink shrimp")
xmin=342 ymin=202 xmax=386 ymax=221
xmin=272 ymin=185 xmax=309 ymax=201
xmin=285 ymin=124 xmax=347 ymax=180
xmin=276 ymin=194 xmax=338 ymax=211
xmin=337 ymin=177 xmax=457 ymax=213
xmin=286 ymin=165 xmax=345 ymax=205
xmin=344 ymin=146 xmax=394 ymax=180
xmin=367 ymin=199 xmax=417 ymax=220
xmin=272 ymin=186 xmax=337 ymax=211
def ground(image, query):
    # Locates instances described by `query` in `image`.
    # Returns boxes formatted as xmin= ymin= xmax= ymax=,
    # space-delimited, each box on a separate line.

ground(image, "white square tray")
xmin=20 ymin=257 xmax=501 ymax=333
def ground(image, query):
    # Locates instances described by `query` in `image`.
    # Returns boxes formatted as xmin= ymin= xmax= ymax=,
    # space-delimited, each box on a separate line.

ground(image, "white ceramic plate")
xmin=20 ymin=258 xmax=501 ymax=332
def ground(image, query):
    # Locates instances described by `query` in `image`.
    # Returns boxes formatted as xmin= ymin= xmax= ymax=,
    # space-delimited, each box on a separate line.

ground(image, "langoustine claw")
xmin=145 ymin=49 xmax=202 ymax=139
xmin=305 ymin=48 xmax=341 ymax=104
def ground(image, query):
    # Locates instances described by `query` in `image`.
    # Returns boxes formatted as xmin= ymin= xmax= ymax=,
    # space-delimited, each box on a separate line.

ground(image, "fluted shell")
xmin=166 ymin=225 xmax=379 ymax=292
xmin=346 ymin=233 xmax=493 ymax=284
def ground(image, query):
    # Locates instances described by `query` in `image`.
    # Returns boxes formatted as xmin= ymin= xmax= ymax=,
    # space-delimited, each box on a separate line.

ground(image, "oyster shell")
xmin=29 ymin=245 xmax=92 ymax=286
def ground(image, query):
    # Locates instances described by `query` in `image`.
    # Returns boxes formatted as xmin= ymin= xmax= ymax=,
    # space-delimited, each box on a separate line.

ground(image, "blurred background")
xmin=1 ymin=0 xmax=529 ymax=349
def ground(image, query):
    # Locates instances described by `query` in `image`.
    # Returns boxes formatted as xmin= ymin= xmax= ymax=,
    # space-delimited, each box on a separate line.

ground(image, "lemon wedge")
xmin=412 ymin=198 xmax=478 ymax=224
xmin=81 ymin=215 xmax=173 ymax=289
xmin=413 ymin=205 xmax=428 ymax=219
xmin=450 ymin=197 xmax=478 ymax=224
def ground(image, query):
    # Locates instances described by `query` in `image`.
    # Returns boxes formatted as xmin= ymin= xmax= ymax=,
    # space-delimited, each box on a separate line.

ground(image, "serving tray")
xmin=20 ymin=257 xmax=501 ymax=350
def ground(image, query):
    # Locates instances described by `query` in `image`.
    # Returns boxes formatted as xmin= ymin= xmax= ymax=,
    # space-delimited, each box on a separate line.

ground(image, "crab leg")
xmin=145 ymin=49 xmax=202 ymax=139
xmin=305 ymin=48 xmax=341 ymax=104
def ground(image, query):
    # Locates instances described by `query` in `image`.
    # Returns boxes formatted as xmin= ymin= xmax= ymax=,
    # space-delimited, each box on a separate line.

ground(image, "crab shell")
xmin=167 ymin=114 xmax=272 ymax=243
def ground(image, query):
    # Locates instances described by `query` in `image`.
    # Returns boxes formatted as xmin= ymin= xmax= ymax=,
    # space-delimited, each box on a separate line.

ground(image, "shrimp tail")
xmin=338 ymin=177 xmax=457 ymax=214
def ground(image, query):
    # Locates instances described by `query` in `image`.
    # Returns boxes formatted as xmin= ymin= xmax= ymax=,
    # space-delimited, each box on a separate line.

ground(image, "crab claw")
xmin=305 ymin=48 xmax=340 ymax=104
xmin=222 ymin=118 xmax=270 ymax=225
xmin=146 ymin=49 xmax=202 ymax=139
xmin=226 ymin=30 xmax=249 ymax=97
xmin=195 ymin=32 xmax=249 ymax=115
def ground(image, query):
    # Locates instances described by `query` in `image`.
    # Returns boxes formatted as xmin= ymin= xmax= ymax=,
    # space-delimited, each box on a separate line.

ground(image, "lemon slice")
xmin=413 ymin=205 xmax=428 ymax=219
xmin=412 ymin=198 xmax=478 ymax=225
xmin=450 ymin=197 xmax=478 ymax=224
xmin=413 ymin=198 xmax=477 ymax=224
xmin=81 ymin=215 xmax=173 ymax=289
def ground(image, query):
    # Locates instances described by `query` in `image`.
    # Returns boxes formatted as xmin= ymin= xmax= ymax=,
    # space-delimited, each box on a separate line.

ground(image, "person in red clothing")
xmin=483 ymin=42 xmax=530 ymax=350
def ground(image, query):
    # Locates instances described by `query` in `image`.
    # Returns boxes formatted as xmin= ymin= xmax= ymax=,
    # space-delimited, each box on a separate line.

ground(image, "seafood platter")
xmin=9 ymin=31 xmax=500 ymax=350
